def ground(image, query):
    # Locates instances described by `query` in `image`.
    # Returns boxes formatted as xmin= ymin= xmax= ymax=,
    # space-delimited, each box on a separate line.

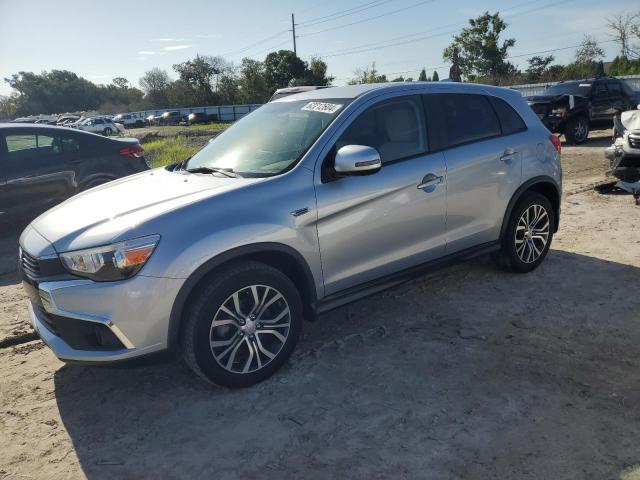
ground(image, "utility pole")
xmin=291 ymin=13 xmax=297 ymax=55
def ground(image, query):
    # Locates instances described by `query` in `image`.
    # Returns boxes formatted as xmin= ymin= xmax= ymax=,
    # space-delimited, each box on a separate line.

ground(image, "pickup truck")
xmin=525 ymin=78 xmax=639 ymax=144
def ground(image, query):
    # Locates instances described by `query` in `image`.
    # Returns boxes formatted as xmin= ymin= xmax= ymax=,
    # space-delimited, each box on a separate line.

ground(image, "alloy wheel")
xmin=209 ymin=285 xmax=291 ymax=374
xmin=573 ymin=119 xmax=588 ymax=142
xmin=514 ymin=204 xmax=550 ymax=264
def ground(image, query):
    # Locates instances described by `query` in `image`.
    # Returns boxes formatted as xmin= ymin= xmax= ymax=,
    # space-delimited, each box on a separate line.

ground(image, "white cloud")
xmin=151 ymin=37 xmax=185 ymax=42
xmin=163 ymin=45 xmax=191 ymax=51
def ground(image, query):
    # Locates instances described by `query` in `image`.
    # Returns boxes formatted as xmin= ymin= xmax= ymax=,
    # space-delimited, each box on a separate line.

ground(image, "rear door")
xmin=606 ymin=81 xmax=629 ymax=115
xmin=1 ymin=129 xmax=77 ymax=221
xmin=426 ymin=93 xmax=523 ymax=253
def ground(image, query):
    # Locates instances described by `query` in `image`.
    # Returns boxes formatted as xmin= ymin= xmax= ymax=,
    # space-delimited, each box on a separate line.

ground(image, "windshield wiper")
xmin=185 ymin=166 xmax=240 ymax=178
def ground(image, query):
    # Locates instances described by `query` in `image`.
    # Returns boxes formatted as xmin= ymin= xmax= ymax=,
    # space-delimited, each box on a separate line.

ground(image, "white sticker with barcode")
xmin=302 ymin=102 xmax=343 ymax=114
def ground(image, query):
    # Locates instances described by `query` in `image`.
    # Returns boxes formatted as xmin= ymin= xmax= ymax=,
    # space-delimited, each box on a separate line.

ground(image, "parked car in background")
xmin=160 ymin=111 xmax=182 ymax=126
xmin=525 ymin=77 xmax=639 ymax=144
xmin=72 ymin=117 xmax=125 ymax=136
xmin=113 ymin=113 xmax=145 ymax=128
xmin=56 ymin=116 xmax=80 ymax=126
xmin=180 ymin=112 xmax=214 ymax=125
xmin=18 ymin=82 xmax=561 ymax=388
xmin=0 ymin=124 xmax=148 ymax=224
xmin=269 ymin=85 xmax=331 ymax=102
xmin=145 ymin=114 xmax=159 ymax=126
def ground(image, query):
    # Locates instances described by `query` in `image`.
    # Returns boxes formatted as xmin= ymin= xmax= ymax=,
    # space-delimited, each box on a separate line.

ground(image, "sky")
xmin=0 ymin=0 xmax=637 ymax=97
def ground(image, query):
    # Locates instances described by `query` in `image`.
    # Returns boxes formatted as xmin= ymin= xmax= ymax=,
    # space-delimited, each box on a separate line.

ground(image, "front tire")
xmin=498 ymin=193 xmax=554 ymax=273
xmin=564 ymin=116 xmax=589 ymax=144
xmin=181 ymin=261 xmax=303 ymax=388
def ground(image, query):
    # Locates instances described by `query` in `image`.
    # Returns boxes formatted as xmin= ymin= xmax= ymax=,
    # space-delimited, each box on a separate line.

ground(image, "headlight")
xmin=59 ymin=235 xmax=160 ymax=281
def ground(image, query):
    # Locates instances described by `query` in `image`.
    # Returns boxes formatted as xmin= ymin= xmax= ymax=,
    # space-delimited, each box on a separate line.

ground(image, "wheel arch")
xmin=167 ymin=242 xmax=318 ymax=354
xmin=500 ymin=176 xmax=561 ymax=239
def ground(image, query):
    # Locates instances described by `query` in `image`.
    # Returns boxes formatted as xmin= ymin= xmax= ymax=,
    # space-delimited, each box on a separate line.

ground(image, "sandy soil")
xmin=2 ymin=130 xmax=640 ymax=480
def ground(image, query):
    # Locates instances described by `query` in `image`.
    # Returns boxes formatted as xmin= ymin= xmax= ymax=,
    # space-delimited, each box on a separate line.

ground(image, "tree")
xmin=264 ymin=50 xmax=308 ymax=92
xmin=305 ymin=57 xmax=334 ymax=86
xmin=139 ymin=68 xmax=171 ymax=108
xmin=173 ymin=55 xmax=219 ymax=105
xmin=525 ymin=55 xmax=555 ymax=83
xmin=5 ymin=70 xmax=102 ymax=115
xmin=609 ymin=55 xmax=640 ymax=75
xmin=237 ymin=58 xmax=270 ymax=103
xmin=418 ymin=68 xmax=427 ymax=81
xmin=607 ymin=12 xmax=640 ymax=59
xmin=348 ymin=62 xmax=387 ymax=84
xmin=112 ymin=77 xmax=130 ymax=89
xmin=575 ymin=35 xmax=605 ymax=64
xmin=432 ymin=71 xmax=439 ymax=81
xmin=442 ymin=11 xmax=516 ymax=83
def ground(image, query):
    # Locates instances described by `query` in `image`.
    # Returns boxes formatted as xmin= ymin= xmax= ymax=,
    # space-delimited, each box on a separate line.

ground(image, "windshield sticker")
xmin=302 ymin=102 xmax=343 ymax=114
xmin=579 ymin=83 xmax=592 ymax=87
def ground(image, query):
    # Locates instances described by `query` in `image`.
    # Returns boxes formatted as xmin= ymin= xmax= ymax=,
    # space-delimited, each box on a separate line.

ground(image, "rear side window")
xmin=607 ymin=82 xmax=622 ymax=96
xmin=437 ymin=94 xmax=501 ymax=148
xmin=6 ymin=134 xmax=55 ymax=153
xmin=489 ymin=97 xmax=527 ymax=135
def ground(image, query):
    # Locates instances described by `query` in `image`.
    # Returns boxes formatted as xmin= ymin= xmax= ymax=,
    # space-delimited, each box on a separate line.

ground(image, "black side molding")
xmin=314 ymin=241 xmax=500 ymax=315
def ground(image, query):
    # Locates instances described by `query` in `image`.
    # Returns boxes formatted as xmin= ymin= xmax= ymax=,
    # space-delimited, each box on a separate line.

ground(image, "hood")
xmin=32 ymin=167 xmax=260 ymax=252
xmin=621 ymin=110 xmax=640 ymax=132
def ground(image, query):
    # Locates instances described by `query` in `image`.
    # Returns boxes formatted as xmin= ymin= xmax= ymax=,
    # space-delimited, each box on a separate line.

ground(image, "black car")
xmin=0 ymin=124 xmax=149 ymax=224
xmin=159 ymin=111 xmax=182 ymax=126
xmin=525 ymin=78 xmax=639 ymax=144
xmin=180 ymin=112 xmax=215 ymax=125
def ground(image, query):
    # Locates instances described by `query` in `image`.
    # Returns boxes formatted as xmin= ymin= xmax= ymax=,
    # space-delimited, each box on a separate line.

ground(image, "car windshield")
xmin=185 ymin=98 xmax=349 ymax=177
xmin=545 ymin=82 xmax=592 ymax=96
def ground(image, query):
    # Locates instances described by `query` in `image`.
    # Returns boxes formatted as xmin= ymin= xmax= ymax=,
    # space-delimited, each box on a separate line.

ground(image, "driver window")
xmin=337 ymin=96 xmax=427 ymax=164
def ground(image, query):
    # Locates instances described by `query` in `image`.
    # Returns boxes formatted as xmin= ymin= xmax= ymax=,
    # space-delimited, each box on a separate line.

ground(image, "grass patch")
xmin=143 ymin=136 xmax=201 ymax=168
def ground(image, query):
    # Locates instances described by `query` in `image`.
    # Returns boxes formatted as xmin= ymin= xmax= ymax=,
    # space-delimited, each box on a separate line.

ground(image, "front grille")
xmin=21 ymin=250 xmax=41 ymax=279
xmin=629 ymin=134 xmax=640 ymax=149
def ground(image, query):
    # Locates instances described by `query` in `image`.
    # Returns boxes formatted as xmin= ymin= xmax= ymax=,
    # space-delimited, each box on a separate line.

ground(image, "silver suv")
xmin=19 ymin=82 xmax=562 ymax=387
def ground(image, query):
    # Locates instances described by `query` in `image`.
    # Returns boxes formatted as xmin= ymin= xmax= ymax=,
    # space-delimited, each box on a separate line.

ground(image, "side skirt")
xmin=313 ymin=242 xmax=500 ymax=315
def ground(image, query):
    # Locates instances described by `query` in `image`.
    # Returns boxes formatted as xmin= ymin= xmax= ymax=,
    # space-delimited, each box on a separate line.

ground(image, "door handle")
xmin=417 ymin=173 xmax=443 ymax=190
xmin=500 ymin=148 xmax=518 ymax=162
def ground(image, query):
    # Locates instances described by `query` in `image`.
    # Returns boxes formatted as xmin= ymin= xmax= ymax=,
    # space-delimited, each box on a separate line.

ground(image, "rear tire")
xmin=498 ymin=193 xmax=554 ymax=273
xmin=103 ymin=127 xmax=113 ymax=136
xmin=181 ymin=261 xmax=302 ymax=388
xmin=564 ymin=116 xmax=589 ymax=144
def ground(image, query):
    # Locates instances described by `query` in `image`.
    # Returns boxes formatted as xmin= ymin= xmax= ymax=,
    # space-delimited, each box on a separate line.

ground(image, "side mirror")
xmin=334 ymin=145 xmax=381 ymax=175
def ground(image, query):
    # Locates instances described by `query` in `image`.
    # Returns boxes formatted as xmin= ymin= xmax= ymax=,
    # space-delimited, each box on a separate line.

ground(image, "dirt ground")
xmin=2 ymin=129 xmax=640 ymax=480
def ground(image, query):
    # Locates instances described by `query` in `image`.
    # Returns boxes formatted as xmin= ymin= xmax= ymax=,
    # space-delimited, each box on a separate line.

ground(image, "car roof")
xmin=272 ymin=81 xmax=520 ymax=102
xmin=0 ymin=123 xmax=108 ymax=138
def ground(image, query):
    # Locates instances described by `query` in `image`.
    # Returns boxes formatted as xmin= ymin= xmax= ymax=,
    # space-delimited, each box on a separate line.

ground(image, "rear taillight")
xmin=549 ymin=134 xmax=561 ymax=154
xmin=119 ymin=144 xmax=144 ymax=158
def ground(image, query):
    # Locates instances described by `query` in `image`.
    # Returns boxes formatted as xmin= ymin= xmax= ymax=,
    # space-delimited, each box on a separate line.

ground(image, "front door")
xmin=314 ymin=95 xmax=447 ymax=295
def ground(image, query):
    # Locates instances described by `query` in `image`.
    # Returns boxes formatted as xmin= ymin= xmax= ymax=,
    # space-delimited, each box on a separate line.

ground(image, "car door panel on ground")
xmin=423 ymin=93 xmax=524 ymax=253
xmin=1 ymin=130 xmax=79 ymax=219
xmin=315 ymin=95 xmax=447 ymax=295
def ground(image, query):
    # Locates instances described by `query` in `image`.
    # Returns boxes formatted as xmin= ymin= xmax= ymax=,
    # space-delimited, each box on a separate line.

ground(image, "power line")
xmin=298 ymin=0 xmax=437 ymax=38
xmin=297 ymin=0 xmax=393 ymax=27
xmin=222 ymin=30 xmax=290 ymax=57
xmin=317 ymin=0 xmax=579 ymax=58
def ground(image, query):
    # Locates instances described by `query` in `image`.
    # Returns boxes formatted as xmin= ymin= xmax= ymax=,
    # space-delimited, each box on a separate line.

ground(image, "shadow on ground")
xmin=54 ymin=250 xmax=640 ymax=479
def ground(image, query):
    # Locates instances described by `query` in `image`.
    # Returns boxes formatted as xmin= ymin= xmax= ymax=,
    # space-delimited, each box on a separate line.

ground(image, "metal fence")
xmin=509 ymin=75 xmax=640 ymax=97
xmin=124 ymin=103 xmax=264 ymax=122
